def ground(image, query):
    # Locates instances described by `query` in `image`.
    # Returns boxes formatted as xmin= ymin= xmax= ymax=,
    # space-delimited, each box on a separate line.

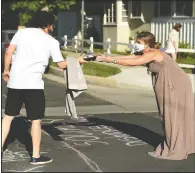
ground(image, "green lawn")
xmin=176 ymin=57 xmax=195 ymax=65
xmin=82 ymin=62 xmax=121 ymax=77
xmin=50 ymin=59 xmax=121 ymax=78
xmin=51 ymin=51 xmax=121 ymax=77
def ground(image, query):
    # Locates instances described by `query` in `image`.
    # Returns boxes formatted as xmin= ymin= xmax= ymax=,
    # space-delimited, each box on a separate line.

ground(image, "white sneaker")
xmin=70 ymin=116 xmax=88 ymax=122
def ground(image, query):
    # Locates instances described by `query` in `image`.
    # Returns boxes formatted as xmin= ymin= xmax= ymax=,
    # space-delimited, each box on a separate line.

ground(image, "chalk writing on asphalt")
xmin=2 ymin=147 xmax=46 ymax=172
xmin=2 ymin=119 xmax=147 ymax=172
xmin=89 ymin=125 xmax=147 ymax=146
xmin=56 ymin=125 xmax=109 ymax=146
xmin=4 ymin=166 xmax=44 ymax=172
xmin=2 ymin=149 xmax=48 ymax=163
xmin=41 ymin=119 xmax=64 ymax=124
xmin=56 ymin=124 xmax=147 ymax=147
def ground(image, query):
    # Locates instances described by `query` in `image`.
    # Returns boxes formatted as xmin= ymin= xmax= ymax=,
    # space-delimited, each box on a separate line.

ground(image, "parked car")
xmin=2 ymin=30 xmax=17 ymax=73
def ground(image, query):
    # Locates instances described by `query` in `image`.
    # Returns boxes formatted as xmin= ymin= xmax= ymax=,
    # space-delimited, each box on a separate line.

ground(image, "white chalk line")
xmin=4 ymin=165 xmax=44 ymax=172
xmin=3 ymin=159 xmax=27 ymax=163
xmin=61 ymin=141 xmax=103 ymax=172
xmin=23 ymin=166 xmax=44 ymax=172
xmin=42 ymin=130 xmax=103 ymax=172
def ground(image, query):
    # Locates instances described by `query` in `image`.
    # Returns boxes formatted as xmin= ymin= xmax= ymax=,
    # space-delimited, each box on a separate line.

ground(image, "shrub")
xmin=178 ymin=42 xmax=195 ymax=59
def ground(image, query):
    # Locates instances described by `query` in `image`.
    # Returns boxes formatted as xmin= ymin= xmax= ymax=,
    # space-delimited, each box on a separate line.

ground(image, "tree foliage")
xmin=10 ymin=0 xmax=76 ymax=25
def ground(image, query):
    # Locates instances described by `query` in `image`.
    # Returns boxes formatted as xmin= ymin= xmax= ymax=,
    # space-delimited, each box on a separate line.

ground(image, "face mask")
xmin=133 ymin=43 xmax=145 ymax=52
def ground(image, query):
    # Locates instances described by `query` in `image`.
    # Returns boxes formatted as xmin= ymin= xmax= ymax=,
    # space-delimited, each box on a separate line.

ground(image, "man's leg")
xmin=23 ymin=89 xmax=53 ymax=165
xmin=2 ymin=115 xmax=14 ymax=148
xmin=31 ymin=119 xmax=42 ymax=158
xmin=2 ymin=88 xmax=23 ymax=150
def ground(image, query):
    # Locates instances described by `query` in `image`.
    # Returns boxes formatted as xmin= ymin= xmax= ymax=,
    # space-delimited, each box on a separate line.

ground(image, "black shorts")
xmin=5 ymin=88 xmax=45 ymax=120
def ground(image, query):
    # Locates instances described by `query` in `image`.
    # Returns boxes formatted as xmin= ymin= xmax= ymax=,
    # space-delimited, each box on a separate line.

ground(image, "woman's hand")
xmin=96 ymin=54 xmax=114 ymax=63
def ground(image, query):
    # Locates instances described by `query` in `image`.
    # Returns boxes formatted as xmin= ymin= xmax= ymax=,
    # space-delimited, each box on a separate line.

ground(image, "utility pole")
xmin=81 ymin=0 xmax=85 ymax=53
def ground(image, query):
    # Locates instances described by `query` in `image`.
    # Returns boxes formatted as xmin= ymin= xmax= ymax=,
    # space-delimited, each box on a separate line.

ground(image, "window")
xmin=154 ymin=0 xmax=172 ymax=17
xmin=159 ymin=1 xmax=171 ymax=16
xmin=122 ymin=0 xmax=129 ymax=22
xmin=131 ymin=0 xmax=142 ymax=17
xmin=175 ymin=0 xmax=193 ymax=16
xmin=154 ymin=0 xmax=193 ymax=17
xmin=154 ymin=1 xmax=159 ymax=17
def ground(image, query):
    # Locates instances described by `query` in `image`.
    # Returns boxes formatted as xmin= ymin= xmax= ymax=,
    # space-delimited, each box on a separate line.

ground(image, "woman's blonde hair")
xmin=136 ymin=32 xmax=156 ymax=48
xmin=154 ymin=42 xmax=161 ymax=49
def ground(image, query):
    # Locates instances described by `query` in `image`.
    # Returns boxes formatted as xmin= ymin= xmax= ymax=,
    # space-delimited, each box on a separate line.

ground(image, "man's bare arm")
xmin=56 ymin=60 xmax=68 ymax=69
xmin=56 ymin=56 xmax=87 ymax=69
xmin=4 ymin=44 xmax=16 ymax=72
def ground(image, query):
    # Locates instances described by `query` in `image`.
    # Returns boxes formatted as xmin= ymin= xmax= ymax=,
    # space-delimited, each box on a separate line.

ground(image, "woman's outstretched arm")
xmin=97 ymin=51 xmax=156 ymax=66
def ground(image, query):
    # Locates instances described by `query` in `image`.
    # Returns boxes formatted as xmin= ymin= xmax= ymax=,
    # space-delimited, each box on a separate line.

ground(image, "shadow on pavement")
xmin=3 ymin=117 xmax=65 ymax=156
xmin=78 ymin=117 xmax=162 ymax=147
xmin=3 ymin=114 xmax=163 ymax=156
xmin=3 ymin=117 xmax=33 ymax=156
xmin=42 ymin=123 xmax=64 ymax=141
xmin=63 ymin=115 xmax=164 ymax=148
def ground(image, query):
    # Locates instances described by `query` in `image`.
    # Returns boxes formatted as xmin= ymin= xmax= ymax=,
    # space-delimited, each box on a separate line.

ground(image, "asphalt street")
xmin=1 ymin=79 xmax=195 ymax=172
xmin=1 ymin=78 xmax=112 ymax=109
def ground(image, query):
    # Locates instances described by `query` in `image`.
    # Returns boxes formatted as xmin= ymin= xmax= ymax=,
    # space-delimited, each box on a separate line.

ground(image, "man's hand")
xmin=78 ymin=54 xmax=87 ymax=64
xmin=3 ymin=71 xmax=10 ymax=82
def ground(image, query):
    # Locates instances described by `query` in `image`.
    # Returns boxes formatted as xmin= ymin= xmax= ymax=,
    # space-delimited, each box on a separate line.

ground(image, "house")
xmin=103 ymin=0 xmax=195 ymax=51
xmin=57 ymin=0 xmax=195 ymax=51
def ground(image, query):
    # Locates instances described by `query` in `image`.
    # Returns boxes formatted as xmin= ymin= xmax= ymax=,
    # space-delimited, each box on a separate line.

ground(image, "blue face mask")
xmin=133 ymin=43 xmax=145 ymax=52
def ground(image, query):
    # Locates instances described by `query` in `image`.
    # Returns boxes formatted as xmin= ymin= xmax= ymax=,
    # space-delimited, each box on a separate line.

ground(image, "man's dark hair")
xmin=30 ymin=11 xmax=55 ymax=29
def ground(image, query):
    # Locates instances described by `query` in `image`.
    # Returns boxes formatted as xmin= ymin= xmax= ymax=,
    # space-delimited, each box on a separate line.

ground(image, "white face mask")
xmin=133 ymin=43 xmax=145 ymax=52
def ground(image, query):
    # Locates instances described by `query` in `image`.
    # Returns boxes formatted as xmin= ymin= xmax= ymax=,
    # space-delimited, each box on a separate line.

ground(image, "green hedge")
xmin=178 ymin=42 xmax=195 ymax=59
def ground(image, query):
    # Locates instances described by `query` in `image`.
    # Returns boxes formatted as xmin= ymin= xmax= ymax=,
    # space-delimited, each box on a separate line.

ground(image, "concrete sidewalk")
xmin=108 ymin=66 xmax=195 ymax=93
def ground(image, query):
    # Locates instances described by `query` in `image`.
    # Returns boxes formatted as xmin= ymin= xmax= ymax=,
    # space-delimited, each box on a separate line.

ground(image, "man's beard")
xmin=48 ymin=29 xmax=53 ymax=35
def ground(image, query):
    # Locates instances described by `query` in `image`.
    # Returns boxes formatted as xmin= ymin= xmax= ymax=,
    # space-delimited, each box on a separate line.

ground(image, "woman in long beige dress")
xmin=97 ymin=32 xmax=195 ymax=160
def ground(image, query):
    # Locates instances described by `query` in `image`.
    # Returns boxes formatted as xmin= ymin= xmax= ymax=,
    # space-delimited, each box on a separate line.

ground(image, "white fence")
xmin=151 ymin=18 xmax=195 ymax=49
xmin=62 ymin=35 xmax=195 ymax=54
